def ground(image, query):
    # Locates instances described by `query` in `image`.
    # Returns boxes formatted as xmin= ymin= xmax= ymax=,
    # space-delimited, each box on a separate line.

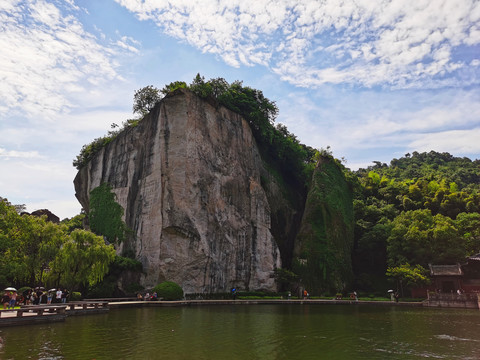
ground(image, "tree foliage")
xmin=0 ymin=197 xmax=117 ymax=291
xmin=293 ymin=158 xmax=354 ymax=294
xmin=160 ymin=81 xmax=187 ymax=96
xmin=152 ymin=281 xmax=183 ymax=301
xmin=353 ymin=151 xmax=480 ymax=292
xmin=48 ymin=229 xmax=115 ymax=290
xmin=133 ymin=85 xmax=162 ymax=116
xmin=387 ymin=209 xmax=465 ymax=267
xmin=386 ymin=263 xmax=430 ymax=296
xmin=274 ymin=268 xmax=299 ymax=290
xmin=0 ymin=198 xmax=66 ymax=286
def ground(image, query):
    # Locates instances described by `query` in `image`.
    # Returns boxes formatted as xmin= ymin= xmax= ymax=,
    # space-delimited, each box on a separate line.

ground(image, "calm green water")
xmin=0 ymin=304 xmax=479 ymax=359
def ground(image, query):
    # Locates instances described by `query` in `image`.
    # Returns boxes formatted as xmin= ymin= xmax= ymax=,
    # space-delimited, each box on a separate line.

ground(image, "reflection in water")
xmin=1 ymin=305 xmax=479 ymax=359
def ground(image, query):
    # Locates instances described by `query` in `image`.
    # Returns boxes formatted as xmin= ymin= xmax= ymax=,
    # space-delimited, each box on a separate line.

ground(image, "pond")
xmin=0 ymin=304 xmax=479 ymax=359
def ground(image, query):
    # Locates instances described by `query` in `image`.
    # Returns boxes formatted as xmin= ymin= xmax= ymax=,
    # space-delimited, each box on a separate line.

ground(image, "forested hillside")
xmin=352 ymin=151 xmax=480 ymax=292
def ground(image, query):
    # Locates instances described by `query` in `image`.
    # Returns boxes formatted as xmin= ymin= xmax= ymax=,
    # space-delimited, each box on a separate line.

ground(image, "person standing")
xmin=37 ymin=289 xmax=44 ymax=304
xmin=9 ymin=291 xmax=17 ymax=309
xmin=61 ymin=289 xmax=69 ymax=303
xmin=22 ymin=289 xmax=30 ymax=305
xmin=30 ymin=291 xmax=37 ymax=305
xmin=56 ymin=289 xmax=62 ymax=303
xmin=47 ymin=290 xmax=53 ymax=304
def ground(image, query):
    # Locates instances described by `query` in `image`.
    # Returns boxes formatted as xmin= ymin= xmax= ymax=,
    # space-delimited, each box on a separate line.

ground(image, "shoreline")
xmin=3 ymin=297 xmax=478 ymax=327
xmin=108 ymin=298 xmax=424 ymax=309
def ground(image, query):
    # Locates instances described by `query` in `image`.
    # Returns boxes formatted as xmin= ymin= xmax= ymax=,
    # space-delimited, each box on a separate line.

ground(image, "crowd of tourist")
xmin=137 ymin=292 xmax=158 ymax=301
xmin=2 ymin=288 xmax=69 ymax=309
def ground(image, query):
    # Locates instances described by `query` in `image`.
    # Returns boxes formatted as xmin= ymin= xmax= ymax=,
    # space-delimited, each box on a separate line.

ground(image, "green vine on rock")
xmin=89 ymin=183 xmax=129 ymax=244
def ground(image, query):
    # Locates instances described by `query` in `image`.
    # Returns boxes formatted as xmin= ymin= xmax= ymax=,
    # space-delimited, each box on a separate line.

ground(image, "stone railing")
xmin=427 ymin=293 xmax=478 ymax=301
xmin=2 ymin=304 xmax=67 ymax=317
xmin=425 ymin=292 xmax=479 ymax=309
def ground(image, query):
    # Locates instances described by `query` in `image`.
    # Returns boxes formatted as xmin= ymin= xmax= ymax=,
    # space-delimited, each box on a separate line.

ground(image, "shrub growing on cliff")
xmin=152 ymin=281 xmax=183 ymax=301
xmin=89 ymin=183 xmax=129 ymax=244
xmin=73 ymin=135 xmax=115 ymax=170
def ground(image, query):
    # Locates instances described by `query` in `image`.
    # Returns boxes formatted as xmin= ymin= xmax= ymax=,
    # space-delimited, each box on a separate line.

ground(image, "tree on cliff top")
xmin=133 ymin=85 xmax=162 ymax=116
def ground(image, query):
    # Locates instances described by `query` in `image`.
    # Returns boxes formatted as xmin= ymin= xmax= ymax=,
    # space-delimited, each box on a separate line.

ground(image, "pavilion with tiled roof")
xmin=429 ymin=263 xmax=463 ymax=293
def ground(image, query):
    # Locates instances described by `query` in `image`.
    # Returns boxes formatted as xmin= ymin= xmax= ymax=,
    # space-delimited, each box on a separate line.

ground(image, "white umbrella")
xmin=4 ymin=287 xmax=17 ymax=292
xmin=387 ymin=289 xmax=394 ymax=293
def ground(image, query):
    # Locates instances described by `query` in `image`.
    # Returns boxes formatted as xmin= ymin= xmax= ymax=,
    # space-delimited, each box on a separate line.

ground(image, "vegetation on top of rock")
xmin=73 ymin=74 xmax=317 ymax=192
xmin=133 ymin=85 xmax=162 ymax=116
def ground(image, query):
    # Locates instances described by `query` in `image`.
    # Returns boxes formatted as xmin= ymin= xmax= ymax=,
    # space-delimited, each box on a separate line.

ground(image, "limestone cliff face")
xmin=74 ymin=89 xmax=281 ymax=293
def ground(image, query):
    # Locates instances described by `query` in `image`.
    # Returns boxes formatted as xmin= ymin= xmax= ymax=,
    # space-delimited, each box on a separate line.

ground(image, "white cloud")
xmin=0 ymin=0 xmax=138 ymax=118
xmin=0 ymin=148 xmax=41 ymax=159
xmin=115 ymin=0 xmax=480 ymax=89
xmin=277 ymin=87 xmax=480 ymax=163
xmin=0 ymin=156 xmax=80 ymax=219
xmin=408 ymin=128 xmax=480 ymax=154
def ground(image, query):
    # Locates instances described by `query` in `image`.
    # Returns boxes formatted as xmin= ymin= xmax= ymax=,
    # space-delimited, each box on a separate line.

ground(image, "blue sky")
xmin=1 ymin=0 xmax=479 ymax=219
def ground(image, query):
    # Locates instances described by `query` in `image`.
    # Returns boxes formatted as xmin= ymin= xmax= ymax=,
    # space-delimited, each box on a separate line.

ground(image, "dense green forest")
xmin=352 ymin=151 xmax=480 ymax=293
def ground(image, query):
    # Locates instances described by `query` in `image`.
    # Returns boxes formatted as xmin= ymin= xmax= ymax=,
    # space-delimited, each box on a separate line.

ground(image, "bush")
xmin=87 ymin=278 xmax=116 ymax=298
xmin=125 ymin=283 xmax=144 ymax=295
xmin=71 ymin=292 xmax=82 ymax=301
xmin=152 ymin=281 xmax=183 ymax=301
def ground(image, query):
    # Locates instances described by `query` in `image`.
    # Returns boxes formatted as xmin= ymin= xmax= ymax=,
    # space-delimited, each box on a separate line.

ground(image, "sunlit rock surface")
xmin=74 ymin=89 xmax=281 ymax=293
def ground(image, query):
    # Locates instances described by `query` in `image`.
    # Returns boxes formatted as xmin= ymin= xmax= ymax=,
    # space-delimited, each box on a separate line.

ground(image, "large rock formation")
xmin=22 ymin=209 xmax=60 ymax=223
xmin=74 ymin=89 xmax=281 ymax=293
xmin=293 ymin=156 xmax=354 ymax=293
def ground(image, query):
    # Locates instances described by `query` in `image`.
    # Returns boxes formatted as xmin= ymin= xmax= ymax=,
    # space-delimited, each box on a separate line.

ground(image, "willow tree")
xmin=48 ymin=229 xmax=115 ymax=291
xmin=0 ymin=198 xmax=66 ymax=287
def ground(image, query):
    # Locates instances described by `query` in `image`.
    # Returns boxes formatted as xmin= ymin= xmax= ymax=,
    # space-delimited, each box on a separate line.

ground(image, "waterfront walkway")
xmin=108 ymin=298 xmax=424 ymax=308
xmin=0 ymin=301 xmax=109 ymax=327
